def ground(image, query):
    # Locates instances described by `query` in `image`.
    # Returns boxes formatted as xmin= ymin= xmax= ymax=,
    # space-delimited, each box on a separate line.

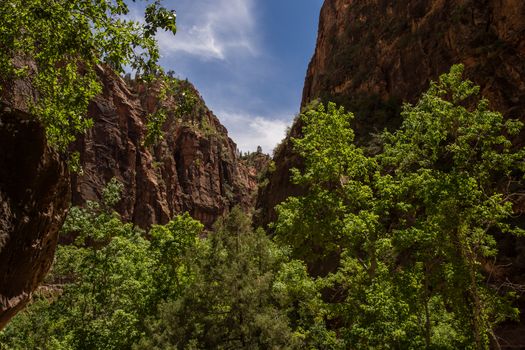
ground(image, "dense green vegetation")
xmin=1 ymin=1 xmax=523 ymax=347
xmin=0 ymin=182 xmax=331 ymax=349
xmin=1 ymin=66 xmax=523 ymax=349
xmin=274 ymin=65 xmax=525 ymax=349
xmin=0 ymin=179 xmax=203 ymax=349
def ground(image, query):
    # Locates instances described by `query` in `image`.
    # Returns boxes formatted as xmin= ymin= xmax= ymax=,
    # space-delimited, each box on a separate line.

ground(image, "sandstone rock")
xmin=72 ymin=66 xmax=259 ymax=229
xmin=303 ymin=0 xmax=525 ymax=133
xmin=0 ymin=108 xmax=70 ymax=330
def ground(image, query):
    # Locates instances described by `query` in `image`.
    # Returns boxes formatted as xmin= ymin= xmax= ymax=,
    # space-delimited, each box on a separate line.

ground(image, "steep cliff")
xmin=258 ymin=0 xmax=525 ymax=226
xmin=0 ymin=107 xmax=70 ymax=329
xmin=303 ymin=0 xmax=525 ymax=130
xmin=72 ymin=66 xmax=259 ymax=229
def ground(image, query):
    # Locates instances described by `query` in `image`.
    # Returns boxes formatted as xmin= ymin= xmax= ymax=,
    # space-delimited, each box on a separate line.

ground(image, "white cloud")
xmin=217 ymin=111 xmax=290 ymax=154
xmin=157 ymin=0 xmax=257 ymax=60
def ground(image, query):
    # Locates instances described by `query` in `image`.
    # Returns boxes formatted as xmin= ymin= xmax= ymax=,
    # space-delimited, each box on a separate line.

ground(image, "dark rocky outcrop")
xmin=72 ymin=66 xmax=259 ymax=229
xmin=0 ymin=107 xmax=70 ymax=330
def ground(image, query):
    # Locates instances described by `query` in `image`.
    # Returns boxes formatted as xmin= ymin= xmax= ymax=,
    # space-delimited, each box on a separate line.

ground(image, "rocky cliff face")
xmin=303 ymin=0 xmax=525 ymax=129
xmin=72 ymin=66 xmax=259 ymax=229
xmin=0 ymin=107 xmax=70 ymax=330
xmin=258 ymin=0 xmax=525 ymax=227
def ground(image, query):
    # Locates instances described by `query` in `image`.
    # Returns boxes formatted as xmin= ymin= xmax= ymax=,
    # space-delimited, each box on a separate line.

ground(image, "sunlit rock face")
xmin=0 ymin=108 xmax=70 ymax=330
xmin=72 ymin=66 xmax=261 ymax=229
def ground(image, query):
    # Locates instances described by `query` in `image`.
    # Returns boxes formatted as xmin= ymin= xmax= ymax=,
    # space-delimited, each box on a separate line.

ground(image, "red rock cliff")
xmin=303 ymin=0 xmax=525 ymax=131
xmin=0 ymin=107 xmax=70 ymax=329
xmin=72 ymin=66 xmax=258 ymax=229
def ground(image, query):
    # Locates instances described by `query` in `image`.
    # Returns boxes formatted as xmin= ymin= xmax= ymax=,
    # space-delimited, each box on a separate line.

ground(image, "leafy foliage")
xmin=0 ymin=0 xmax=176 ymax=151
xmin=274 ymin=65 xmax=525 ymax=349
xmin=0 ymin=190 xmax=331 ymax=349
xmin=0 ymin=179 xmax=203 ymax=349
xmin=144 ymin=78 xmax=199 ymax=146
xmin=135 ymin=207 xmax=335 ymax=349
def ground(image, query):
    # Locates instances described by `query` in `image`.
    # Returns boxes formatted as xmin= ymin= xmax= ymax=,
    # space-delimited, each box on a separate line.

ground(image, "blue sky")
xmin=132 ymin=0 xmax=323 ymax=153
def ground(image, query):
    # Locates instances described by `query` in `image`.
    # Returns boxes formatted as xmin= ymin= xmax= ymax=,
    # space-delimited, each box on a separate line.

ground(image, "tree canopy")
xmin=0 ymin=0 xmax=176 ymax=150
xmin=1 ymin=33 xmax=523 ymax=347
xmin=274 ymin=65 xmax=525 ymax=349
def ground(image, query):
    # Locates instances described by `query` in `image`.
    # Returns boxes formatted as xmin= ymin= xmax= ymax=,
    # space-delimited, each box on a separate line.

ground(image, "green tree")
xmin=149 ymin=212 xmax=204 ymax=302
xmin=136 ymin=207 xmax=335 ymax=350
xmin=0 ymin=0 xmax=176 ymax=150
xmin=144 ymin=78 xmax=199 ymax=146
xmin=0 ymin=179 xmax=203 ymax=349
xmin=275 ymin=65 xmax=524 ymax=349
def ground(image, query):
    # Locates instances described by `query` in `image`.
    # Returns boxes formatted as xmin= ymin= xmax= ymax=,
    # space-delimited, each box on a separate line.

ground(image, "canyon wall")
xmin=72 ymin=67 xmax=259 ymax=229
xmin=0 ymin=107 xmax=70 ymax=329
